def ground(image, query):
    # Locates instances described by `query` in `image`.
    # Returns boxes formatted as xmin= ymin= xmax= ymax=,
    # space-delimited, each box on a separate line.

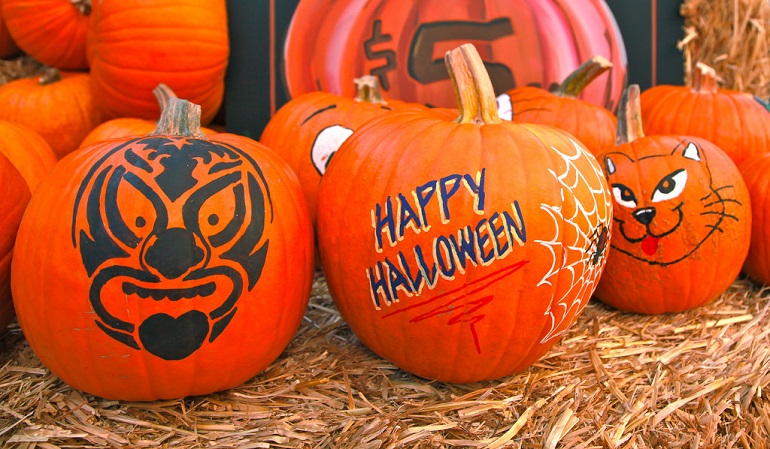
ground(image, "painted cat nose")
xmin=633 ymin=208 xmax=656 ymax=225
xmin=144 ymin=228 xmax=205 ymax=279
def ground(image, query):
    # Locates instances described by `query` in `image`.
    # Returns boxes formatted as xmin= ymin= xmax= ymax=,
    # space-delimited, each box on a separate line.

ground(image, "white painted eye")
xmin=651 ymin=169 xmax=687 ymax=203
xmin=496 ymin=93 xmax=513 ymax=121
xmin=311 ymin=125 xmax=354 ymax=175
xmin=611 ymin=184 xmax=637 ymax=208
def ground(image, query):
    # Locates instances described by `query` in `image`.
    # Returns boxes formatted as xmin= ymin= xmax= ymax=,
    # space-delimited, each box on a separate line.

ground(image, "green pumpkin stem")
xmin=151 ymin=97 xmax=207 ymax=139
xmin=38 ymin=67 xmax=61 ymax=85
xmin=691 ymin=62 xmax=719 ymax=94
xmin=555 ymin=56 xmax=613 ymax=98
xmin=152 ymin=83 xmax=178 ymax=113
xmin=354 ymin=75 xmax=385 ymax=104
xmin=445 ymin=43 xmax=502 ymax=125
xmin=615 ymin=84 xmax=645 ymax=145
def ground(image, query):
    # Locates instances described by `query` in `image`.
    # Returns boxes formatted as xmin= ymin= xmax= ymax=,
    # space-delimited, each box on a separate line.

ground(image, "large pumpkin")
xmin=0 ymin=0 xmax=18 ymax=58
xmin=594 ymin=85 xmax=751 ymax=314
xmin=1 ymin=0 xmax=90 ymax=69
xmin=0 ymin=152 xmax=30 ymax=332
xmin=284 ymin=0 xmax=627 ymax=111
xmin=11 ymin=97 xmax=315 ymax=400
xmin=86 ymin=0 xmax=229 ymax=125
xmin=640 ymin=62 xmax=770 ymax=166
xmin=316 ymin=44 xmax=613 ymax=383
xmin=0 ymin=120 xmax=57 ymax=192
xmin=738 ymin=155 xmax=770 ymax=286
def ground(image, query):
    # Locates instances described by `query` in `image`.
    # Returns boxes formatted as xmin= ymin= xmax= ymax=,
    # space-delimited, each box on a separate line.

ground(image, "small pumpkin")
xmin=0 ymin=67 xmax=101 ymax=159
xmin=496 ymin=56 xmax=619 ymax=156
xmin=86 ymin=0 xmax=229 ymax=125
xmin=316 ymin=44 xmax=612 ymax=383
xmin=0 ymin=152 xmax=30 ymax=332
xmin=640 ymin=62 xmax=770 ymax=166
xmin=12 ymin=97 xmax=315 ymax=400
xmin=738 ymin=155 xmax=770 ymax=286
xmin=1 ymin=0 xmax=90 ymax=69
xmin=0 ymin=120 xmax=57 ymax=192
xmin=594 ymin=85 xmax=751 ymax=314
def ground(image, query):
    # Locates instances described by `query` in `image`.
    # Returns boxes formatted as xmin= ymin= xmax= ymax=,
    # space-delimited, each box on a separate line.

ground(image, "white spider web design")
xmin=538 ymin=138 xmax=613 ymax=344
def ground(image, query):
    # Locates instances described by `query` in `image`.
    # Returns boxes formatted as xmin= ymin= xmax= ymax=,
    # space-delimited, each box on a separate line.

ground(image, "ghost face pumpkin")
xmin=12 ymin=131 xmax=314 ymax=400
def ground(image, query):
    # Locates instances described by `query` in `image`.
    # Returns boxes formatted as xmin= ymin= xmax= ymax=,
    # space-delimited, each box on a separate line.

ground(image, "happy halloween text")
xmin=367 ymin=169 xmax=527 ymax=309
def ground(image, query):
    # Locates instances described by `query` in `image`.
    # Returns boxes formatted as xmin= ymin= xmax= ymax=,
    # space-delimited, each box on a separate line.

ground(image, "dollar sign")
xmin=364 ymin=20 xmax=397 ymax=91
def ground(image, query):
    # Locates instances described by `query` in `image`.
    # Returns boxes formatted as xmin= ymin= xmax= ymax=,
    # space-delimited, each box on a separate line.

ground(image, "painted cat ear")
xmin=604 ymin=156 xmax=616 ymax=175
xmin=683 ymin=142 xmax=701 ymax=161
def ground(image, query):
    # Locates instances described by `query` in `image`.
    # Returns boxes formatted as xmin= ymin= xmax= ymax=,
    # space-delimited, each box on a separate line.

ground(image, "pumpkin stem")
xmin=152 ymin=83 xmax=179 ymax=114
xmin=615 ymin=84 xmax=645 ymax=145
xmin=151 ymin=97 xmax=207 ymax=139
xmin=38 ymin=67 xmax=61 ymax=85
xmin=70 ymin=0 xmax=91 ymax=15
xmin=555 ymin=56 xmax=613 ymax=98
xmin=354 ymin=75 xmax=385 ymax=104
xmin=691 ymin=62 xmax=719 ymax=94
xmin=444 ymin=43 xmax=502 ymax=125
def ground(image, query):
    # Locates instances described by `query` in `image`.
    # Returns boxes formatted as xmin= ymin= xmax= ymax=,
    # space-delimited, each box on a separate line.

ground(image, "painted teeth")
xmin=122 ymin=282 xmax=216 ymax=301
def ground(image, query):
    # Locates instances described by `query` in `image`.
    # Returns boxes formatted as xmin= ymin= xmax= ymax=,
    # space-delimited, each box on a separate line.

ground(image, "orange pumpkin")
xmin=496 ymin=56 xmax=619 ymax=156
xmin=0 ymin=152 xmax=30 ymax=332
xmin=316 ymin=44 xmax=612 ymax=383
xmin=640 ymin=62 xmax=770 ymax=166
xmin=86 ymin=0 xmax=229 ymax=125
xmin=0 ymin=0 xmax=19 ymax=58
xmin=594 ymin=85 xmax=751 ymax=314
xmin=738 ymin=155 xmax=770 ymax=286
xmin=0 ymin=68 xmax=101 ymax=159
xmin=1 ymin=0 xmax=90 ymax=69
xmin=0 ymin=120 xmax=57 ymax=192
xmin=12 ymin=97 xmax=315 ymax=400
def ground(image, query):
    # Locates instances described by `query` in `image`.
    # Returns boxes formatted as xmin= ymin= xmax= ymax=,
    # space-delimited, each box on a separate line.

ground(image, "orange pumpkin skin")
xmin=0 ymin=69 xmax=101 ymax=159
xmin=739 ymin=155 xmax=770 ymax=286
xmin=86 ymin=0 xmax=229 ymax=125
xmin=0 ymin=120 xmax=57 ymax=192
xmin=0 ymin=0 xmax=19 ymax=58
xmin=316 ymin=45 xmax=613 ymax=383
xmin=11 ymin=100 xmax=315 ymax=400
xmin=2 ymin=0 xmax=90 ymax=69
xmin=640 ymin=64 xmax=770 ymax=166
xmin=79 ymin=118 xmax=217 ymax=149
xmin=593 ymin=136 xmax=751 ymax=314
xmin=0 ymin=152 xmax=29 ymax=332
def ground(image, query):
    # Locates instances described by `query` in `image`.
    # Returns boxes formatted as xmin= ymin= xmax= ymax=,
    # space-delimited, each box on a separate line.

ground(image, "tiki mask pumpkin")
xmin=12 ymin=98 xmax=314 ymax=400
xmin=594 ymin=85 xmax=751 ymax=314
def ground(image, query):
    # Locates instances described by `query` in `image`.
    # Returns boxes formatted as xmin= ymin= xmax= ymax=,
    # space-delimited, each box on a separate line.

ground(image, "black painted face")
xmin=72 ymin=136 xmax=272 ymax=360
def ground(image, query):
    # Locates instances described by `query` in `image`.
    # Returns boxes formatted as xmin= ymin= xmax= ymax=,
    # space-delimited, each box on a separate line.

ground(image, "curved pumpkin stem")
xmin=38 ymin=67 xmax=61 ymax=85
xmin=445 ymin=43 xmax=502 ymax=125
xmin=555 ymin=56 xmax=613 ymax=98
xmin=691 ymin=62 xmax=719 ymax=94
xmin=152 ymin=83 xmax=179 ymax=114
xmin=151 ymin=97 xmax=207 ymax=139
xmin=615 ymin=84 xmax=645 ymax=145
xmin=354 ymin=75 xmax=385 ymax=104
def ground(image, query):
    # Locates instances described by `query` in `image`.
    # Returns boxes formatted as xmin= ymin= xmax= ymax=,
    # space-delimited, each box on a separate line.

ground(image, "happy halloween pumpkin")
xmin=11 ymin=97 xmax=315 ymax=400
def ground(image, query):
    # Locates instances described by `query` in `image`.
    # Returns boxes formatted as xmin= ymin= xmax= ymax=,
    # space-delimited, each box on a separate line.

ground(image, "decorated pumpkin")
xmin=0 ymin=68 xmax=101 ymax=159
xmin=316 ymin=44 xmax=613 ymax=383
xmin=738 ymin=155 xmax=770 ymax=286
xmin=0 ymin=152 xmax=30 ymax=332
xmin=1 ymin=0 xmax=90 ymax=69
xmin=0 ymin=120 xmax=57 ymax=192
xmin=594 ymin=85 xmax=751 ymax=314
xmin=86 ymin=0 xmax=229 ymax=125
xmin=640 ymin=62 xmax=770 ymax=166
xmin=284 ymin=0 xmax=627 ymax=111
xmin=496 ymin=56 xmax=619 ymax=156
xmin=11 ymin=97 xmax=315 ymax=400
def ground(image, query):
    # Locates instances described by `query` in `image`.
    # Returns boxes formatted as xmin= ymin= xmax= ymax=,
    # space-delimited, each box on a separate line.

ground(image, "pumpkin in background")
xmin=640 ymin=62 xmax=770 ymax=166
xmin=0 ymin=68 xmax=101 ymax=159
xmin=738 ymin=155 xmax=770 ymax=286
xmin=79 ymin=84 xmax=216 ymax=149
xmin=594 ymin=85 xmax=751 ymax=314
xmin=284 ymin=0 xmax=626 ymax=111
xmin=86 ymin=0 xmax=229 ymax=125
xmin=496 ymin=56 xmax=618 ymax=156
xmin=0 ymin=152 xmax=30 ymax=332
xmin=2 ymin=0 xmax=90 ymax=69
xmin=0 ymin=120 xmax=57 ymax=192
xmin=316 ymin=44 xmax=612 ymax=383
xmin=261 ymin=75 xmax=436 ymax=223
xmin=11 ymin=97 xmax=314 ymax=400
xmin=0 ymin=0 xmax=18 ymax=58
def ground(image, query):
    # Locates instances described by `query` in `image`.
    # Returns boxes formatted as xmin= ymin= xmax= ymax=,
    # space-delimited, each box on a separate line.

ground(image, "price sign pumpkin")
xmin=284 ymin=0 xmax=627 ymax=112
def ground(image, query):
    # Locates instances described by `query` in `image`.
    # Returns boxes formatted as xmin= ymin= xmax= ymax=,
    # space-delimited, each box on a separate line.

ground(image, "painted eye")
xmin=495 ymin=93 xmax=513 ymax=121
xmin=113 ymin=173 xmax=157 ymax=246
xmin=651 ymin=169 xmax=687 ymax=203
xmin=199 ymin=183 xmax=243 ymax=246
xmin=311 ymin=125 xmax=353 ymax=175
xmin=611 ymin=183 xmax=637 ymax=208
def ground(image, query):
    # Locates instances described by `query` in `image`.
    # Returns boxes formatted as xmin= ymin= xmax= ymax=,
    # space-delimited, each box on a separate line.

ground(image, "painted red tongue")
xmin=641 ymin=236 xmax=659 ymax=255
